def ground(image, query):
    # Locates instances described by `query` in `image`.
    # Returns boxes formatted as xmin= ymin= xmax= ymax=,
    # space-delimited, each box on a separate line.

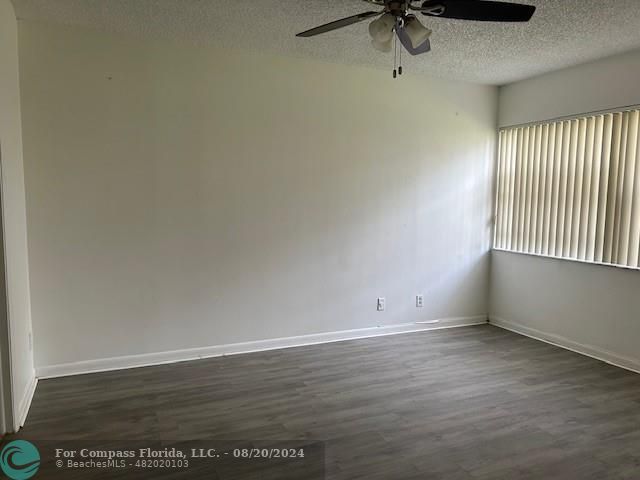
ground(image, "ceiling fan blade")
xmin=418 ymin=0 xmax=535 ymax=22
xmin=296 ymin=11 xmax=382 ymax=37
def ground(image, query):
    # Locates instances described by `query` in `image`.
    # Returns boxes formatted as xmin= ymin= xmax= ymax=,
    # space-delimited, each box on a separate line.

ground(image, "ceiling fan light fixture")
xmin=396 ymin=28 xmax=431 ymax=55
xmin=401 ymin=15 xmax=432 ymax=49
xmin=371 ymin=37 xmax=393 ymax=53
xmin=368 ymin=13 xmax=395 ymax=43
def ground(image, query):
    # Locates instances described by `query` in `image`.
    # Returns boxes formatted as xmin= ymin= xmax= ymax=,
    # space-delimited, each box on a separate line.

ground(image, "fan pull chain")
xmin=398 ymin=40 xmax=403 ymax=76
xmin=393 ymin=32 xmax=397 ymax=78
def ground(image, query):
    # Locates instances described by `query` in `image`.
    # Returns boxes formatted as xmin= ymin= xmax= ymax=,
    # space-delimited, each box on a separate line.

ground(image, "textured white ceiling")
xmin=10 ymin=0 xmax=640 ymax=85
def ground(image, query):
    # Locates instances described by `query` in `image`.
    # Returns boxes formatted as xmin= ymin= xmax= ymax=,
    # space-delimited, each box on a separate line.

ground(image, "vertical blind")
xmin=494 ymin=109 xmax=640 ymax=268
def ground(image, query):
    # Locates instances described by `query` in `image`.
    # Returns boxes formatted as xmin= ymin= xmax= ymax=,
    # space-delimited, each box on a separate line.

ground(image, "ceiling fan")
xmin=296 ymin=0 xmax=536 ymax=77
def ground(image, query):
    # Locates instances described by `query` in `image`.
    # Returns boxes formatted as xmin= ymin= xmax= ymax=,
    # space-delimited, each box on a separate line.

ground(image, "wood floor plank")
xmin=8 ymin=324 xmax=640 ymax=479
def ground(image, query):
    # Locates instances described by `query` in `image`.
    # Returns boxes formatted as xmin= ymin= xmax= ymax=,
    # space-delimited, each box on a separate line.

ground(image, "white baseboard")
xmin=37 ymin=316 xmax=487 ymax=379
xmin=489 ymin=316 xmax=640 ymax=375
xmin=16 ymin=374 xmax=38 ymax=430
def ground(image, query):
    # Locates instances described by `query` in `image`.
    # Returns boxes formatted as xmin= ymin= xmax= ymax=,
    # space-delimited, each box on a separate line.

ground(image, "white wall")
xmin=492 ymin=48 xmax=640 ymax=372
xmin=18 ymin=22 xmax=497 ymax=370
xmin=499 ymin=48 xmax=640 ymax=127
xmin=0 ymin=0 xmax=36 ymax=430
xmin=491 ymin=251 xmax=640 ymax=371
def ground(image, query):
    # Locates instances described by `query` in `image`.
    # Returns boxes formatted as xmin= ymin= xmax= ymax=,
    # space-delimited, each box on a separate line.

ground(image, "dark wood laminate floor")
xmin=13 ymin=325 xmax=640 ymax=479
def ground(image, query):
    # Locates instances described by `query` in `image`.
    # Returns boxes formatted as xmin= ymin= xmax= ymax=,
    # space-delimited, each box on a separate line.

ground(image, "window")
xmin=494 ymin=109 xmax=640 ymax=269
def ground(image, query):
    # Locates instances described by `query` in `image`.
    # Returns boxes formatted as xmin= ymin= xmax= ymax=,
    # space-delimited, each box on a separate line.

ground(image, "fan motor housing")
xmin=387 ymin=1 xmax=409 ymax=16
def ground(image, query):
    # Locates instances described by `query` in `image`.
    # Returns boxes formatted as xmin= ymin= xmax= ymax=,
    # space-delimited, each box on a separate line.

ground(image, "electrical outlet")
xmin=377 ymin=297 xmax=385 ymax=311
xmin=416 ymin=295 xmax=424 ymax=308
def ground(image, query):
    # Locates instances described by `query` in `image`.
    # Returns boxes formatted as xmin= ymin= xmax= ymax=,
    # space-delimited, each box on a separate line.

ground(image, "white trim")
xmin=489 ymin=316 xmax=640 ymax=375
xmin=16 ymin=373 xmax=37 ymax=428
xmin=37 ymin=316 xmax=488 ymax=379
